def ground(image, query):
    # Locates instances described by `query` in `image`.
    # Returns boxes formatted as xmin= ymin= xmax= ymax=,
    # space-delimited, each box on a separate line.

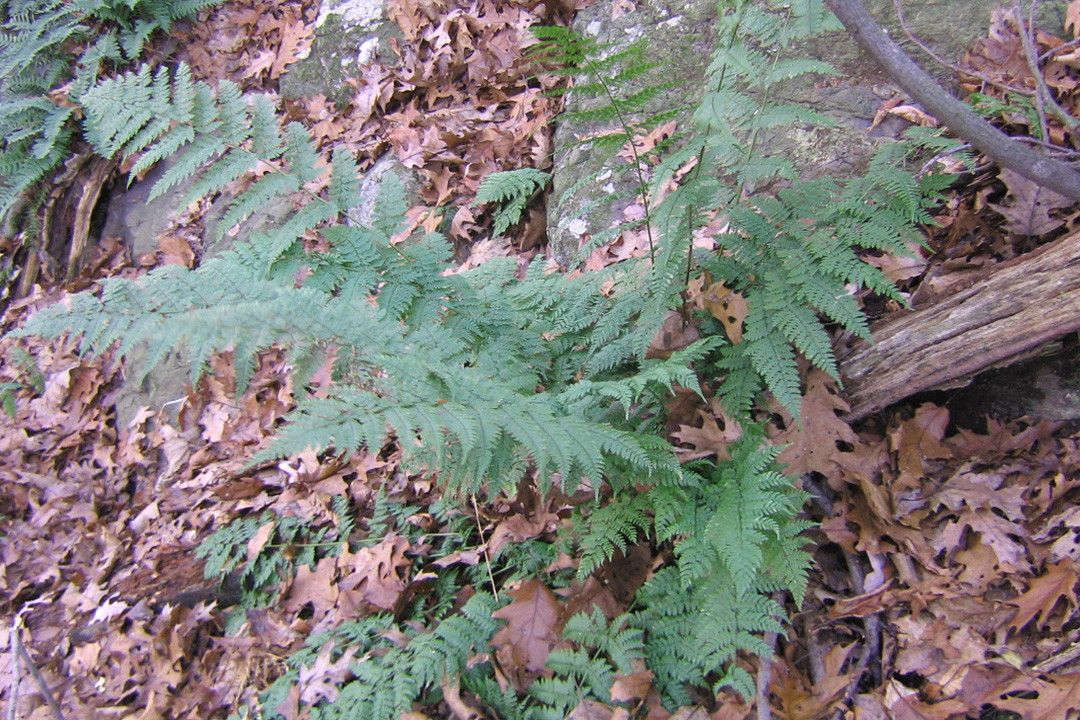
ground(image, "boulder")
xmin=101 ymin=152 xmax=200 ymax=265
xmin=278 ymin=0 xmax=402 ymax=104
xmin=545 ymin=0 xmax=1017 ymax=265
xmin=547 ymin=0 xmax=717 ymax=265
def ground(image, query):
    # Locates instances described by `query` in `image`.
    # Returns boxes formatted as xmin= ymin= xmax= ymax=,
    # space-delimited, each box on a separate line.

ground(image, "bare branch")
xmin=825 ymin=0 xmax=1080 ymax=200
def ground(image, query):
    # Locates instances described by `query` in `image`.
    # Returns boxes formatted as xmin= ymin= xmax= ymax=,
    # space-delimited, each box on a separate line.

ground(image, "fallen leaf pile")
xmin=913 ymin=2 xmax=1080 ymax=275
xmin=176 ymin=0 xmax=319 ymax=88
xmin=767 ymin=383 xmax=1080 ymax=720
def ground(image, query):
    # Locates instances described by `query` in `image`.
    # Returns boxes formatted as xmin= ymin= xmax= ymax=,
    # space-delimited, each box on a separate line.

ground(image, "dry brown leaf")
xmin=645 ymin=312 xmax=700 ymax=360
xmin=610 ymin=670 xmax=653 ymax=703
xmin=566 ymin=699 xmax=616 ymax=720
xmin=770 ymin=370 xmax=860 ymax=478
xmin=889 ymin=104 xmax=938 ymax=127
xmin=994 ymin=671 xmax=1080 ymax=720
xmin=672 ymin=408 xmax=740 ymax=461
xmin=988 ymin=169 xmax=1073 ymax=236
xmin=1067 ymin=0 xmax=1080 ymax=38
xmin=889 ymin=403 xmax=952 ymax=491
xmin=696 ymin=281 xmax=747 ymax=344
xmin=491 ymin=579 xmax=563 ymax=690
xmin=932 ymin=508 xmax=1031 ymax=572
xmin=338 ymin=534 xmax=412 ymax=611
xmin=1007 ymin=561 xmax=1079 ymax=633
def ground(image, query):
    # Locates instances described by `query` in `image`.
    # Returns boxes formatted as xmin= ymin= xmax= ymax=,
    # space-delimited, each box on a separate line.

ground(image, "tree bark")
xmin=837 ymin=229 xmax=1080 ymax=421
xmin=823 ymin=0 xmax=1080 ymax=201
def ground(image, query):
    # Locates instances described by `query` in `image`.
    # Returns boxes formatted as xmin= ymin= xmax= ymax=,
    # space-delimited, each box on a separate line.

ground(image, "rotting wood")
xmin=838 ymin=228 xmax=1080 ymax=422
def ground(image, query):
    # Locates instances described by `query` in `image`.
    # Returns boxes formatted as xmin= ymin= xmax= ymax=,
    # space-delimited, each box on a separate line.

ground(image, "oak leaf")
xmin=931 ymin=509 xmax=1031 ymax=572
xmin=989 ymin=169 xmax=1071 ymax=236
xmin=698 ymin=281 xmax=747 ymax=344
xmin=491 ymin=579 xmax=563 ymax=690
xmin=338 ymin=534 xmax=412 ymax=611
xmin=1007 ymin=560 xmax=1079 ymax=632
xmin=771 ymin=370 xmax=860 ymax=478
xmin=610 ymin=670 xmax=653 ymax=703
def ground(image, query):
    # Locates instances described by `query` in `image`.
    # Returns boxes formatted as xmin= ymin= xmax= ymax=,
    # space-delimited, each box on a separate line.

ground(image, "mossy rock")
xmin=546 ymin=0 xmax=1059 ymax=265
xmin=279 ymin=0 xmax=402 ymax=104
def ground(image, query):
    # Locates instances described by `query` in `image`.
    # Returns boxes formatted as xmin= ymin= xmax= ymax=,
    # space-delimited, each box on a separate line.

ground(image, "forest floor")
xmin=4 ymin=1 xmax=1080 ymax=719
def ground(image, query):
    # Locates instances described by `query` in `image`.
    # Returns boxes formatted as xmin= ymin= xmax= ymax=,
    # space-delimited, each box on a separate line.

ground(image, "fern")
xmin=528 ymin=609 xmax=645 ymax=720
xmin=623 ymin=431 xmax=812 ymax=703
xmin=0 ymin=0 xmax=222 ymax=229
xmin=261 ymin=593 xmax=503 ymax=720
xmin=474 ymin=168 xmax=551 ymax=236
xmin=534 ymin=2 xmax=938 ymax=704
xmin=194 ymin=506 xmax=346 ymax=609
xmin=15 ymin=63 xmax=688 ymax=502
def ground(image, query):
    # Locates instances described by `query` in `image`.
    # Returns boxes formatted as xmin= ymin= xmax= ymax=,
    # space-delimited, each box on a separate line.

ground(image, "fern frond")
xmin=474 ymin=168 xmax=550 ymax=236
xmin=742 ymin=301 xmax=802 ymax=418
xmin=576 ymin=494 xmax=650 ymax=578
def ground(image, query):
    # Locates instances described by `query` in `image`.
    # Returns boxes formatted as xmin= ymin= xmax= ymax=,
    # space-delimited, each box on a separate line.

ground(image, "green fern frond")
xmin=0 ymin=0 xmax=221 ymax=228
xmin=742 ymin=304 xmax=802 ymax=417
xmin=474 ymin=168 xmax=550 ymax=236
xmin=576 ymin=494 xmax=651 ymax=578
xmin=275 ymin=592 xmax=503 ymax=720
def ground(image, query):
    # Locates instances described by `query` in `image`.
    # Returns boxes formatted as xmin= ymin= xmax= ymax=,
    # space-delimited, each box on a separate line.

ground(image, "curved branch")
xmin=824 ymin=0 xmax=1080 ymax=201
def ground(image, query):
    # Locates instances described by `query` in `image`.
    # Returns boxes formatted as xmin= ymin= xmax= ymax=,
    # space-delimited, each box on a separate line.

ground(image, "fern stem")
xmin=471 ymin=496 xmax=499 ymax=597
xmin=673 ymin=0 xmax=752 ymax=322
xmin=736 ymin=3 xmax=789 ymax=202
xmin=579 ymin=53 xmax=656 ymax=263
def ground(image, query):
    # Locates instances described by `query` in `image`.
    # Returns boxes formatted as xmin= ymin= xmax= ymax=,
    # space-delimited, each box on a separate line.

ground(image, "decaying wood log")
xmin=838 ymin=228 xmax=1080 ymax=422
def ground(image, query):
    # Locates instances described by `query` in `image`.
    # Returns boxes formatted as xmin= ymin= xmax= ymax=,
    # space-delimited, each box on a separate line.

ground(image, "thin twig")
xmin=891 ymin=0 xmax=1034 ymax=97
xmin=7 ymin=614 xmax=22 ymax=720
xmin=1034 ymin=637 xmax=1080 ymax=673
xmin=1040 ymin=36 xmax=1080 ymax=64
xmin=828 ymin=0 xmax=1080 ymax=199
xmin=1015 ymin=1 xmax=1052 ymax=144
xmin=18 ymin=642 xmax=65 ymax=720
xmin=9 ymin=613 xmax=64 ymax=720
xmin=1013 ymin=1 xmax=1080 ymax=143
xmin=471 ymin=496 xmax=499 ymax=598
xmin=756 ymin=592 xmax=784 ymax=720
xmin=1014 ymin=134 xmax=1080 ymax=157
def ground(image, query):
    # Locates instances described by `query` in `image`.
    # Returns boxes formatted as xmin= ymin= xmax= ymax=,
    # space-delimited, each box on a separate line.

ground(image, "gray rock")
xmin=201 ymin=190 xmax=297 ymax=260
xmin=545 ymin=0 xmax=1013 ymax=265
xmin=548 ymin=0 xmax=718 ymax=265
xmin=201 ymin=151 xmax=422 ymax=258
xmin=348 ymin=152 xmax=423 ymax=228
xmin=278 ymin=0 xmax=402 ymax=104
xmin=113 ymin=345 xmax=190 ymax=430
xmin=101 ymin=152 xmax=200 ymax=264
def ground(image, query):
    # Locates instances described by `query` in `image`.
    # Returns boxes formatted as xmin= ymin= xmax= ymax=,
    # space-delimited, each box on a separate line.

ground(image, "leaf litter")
xmin=5 ymin=1 xmax=1080 ymax=719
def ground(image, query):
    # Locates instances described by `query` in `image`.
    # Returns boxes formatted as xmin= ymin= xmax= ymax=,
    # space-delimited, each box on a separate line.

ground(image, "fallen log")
xmin=838 ymin=228 xmax=1080 ymax=422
